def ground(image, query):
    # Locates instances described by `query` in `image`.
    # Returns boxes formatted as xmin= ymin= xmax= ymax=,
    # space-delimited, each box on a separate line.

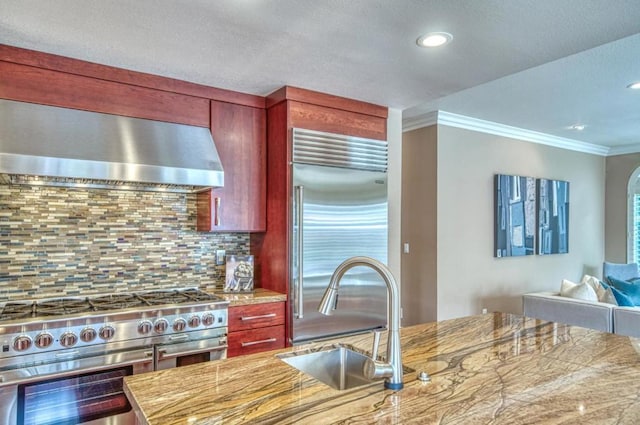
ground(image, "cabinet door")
xmin=197 ymin=101 xmax=266 ymax=232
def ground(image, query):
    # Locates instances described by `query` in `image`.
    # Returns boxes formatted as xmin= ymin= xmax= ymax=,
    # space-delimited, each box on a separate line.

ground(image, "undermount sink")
xmin=277 ymin=344 xmax=378 ymax=390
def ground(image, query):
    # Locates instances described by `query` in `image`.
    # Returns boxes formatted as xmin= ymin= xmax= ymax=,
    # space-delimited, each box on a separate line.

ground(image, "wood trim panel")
xmin=266 ymin=85 xmax=387 ymax=118
xmin=0 ymin=44 xmax=265 ymax=108
xmin=288 ymin=100 xmax=387 ymax=140
xmin=0 ymin=60 xmax=210 ymax=126
xmin=227 ymin=325 xmax=285 ymax=357
xmin=228 ymin=302 xmax=285 ymax=332
xmin=251 ymin=101 xmax=291 ymax=296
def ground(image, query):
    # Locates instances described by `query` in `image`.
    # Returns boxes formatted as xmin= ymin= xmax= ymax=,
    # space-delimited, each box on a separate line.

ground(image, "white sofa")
xmin=522 ymin=292 xmax=615 ymax=333
xmin=522 ymin=262 xmax=640 ymax=337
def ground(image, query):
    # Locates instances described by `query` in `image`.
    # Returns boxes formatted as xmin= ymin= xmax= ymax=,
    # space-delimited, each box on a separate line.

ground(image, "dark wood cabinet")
xmin=227 ymin=302 xmax=285 ymax=357
xmin=196 ymin=101 xmax=266 ymax=232
xmin=0 ymin=60 xmax=210 ymax=127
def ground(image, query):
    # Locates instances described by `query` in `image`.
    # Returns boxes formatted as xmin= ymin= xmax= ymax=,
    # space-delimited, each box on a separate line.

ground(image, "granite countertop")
xmin=124 ymin=313 xmax=640 ymax=424
xmin=212 ymin=288 xmax=286 ymax=306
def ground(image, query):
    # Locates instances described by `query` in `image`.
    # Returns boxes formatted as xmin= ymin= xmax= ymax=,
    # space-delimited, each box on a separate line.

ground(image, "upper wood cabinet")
xmin=197 ymin=101 xmax=266 ymax=232
xmin=0 ymin=60 xmax=210 ymax=127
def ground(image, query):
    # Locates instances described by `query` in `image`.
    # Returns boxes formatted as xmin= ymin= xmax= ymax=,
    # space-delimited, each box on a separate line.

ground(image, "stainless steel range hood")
xmin=0 ymin=99 xmax=224 ymax=192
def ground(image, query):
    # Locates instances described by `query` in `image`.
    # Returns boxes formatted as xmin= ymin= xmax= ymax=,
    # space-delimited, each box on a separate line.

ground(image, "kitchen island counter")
xmin=124 ymin=313 xmax=640 ymax=424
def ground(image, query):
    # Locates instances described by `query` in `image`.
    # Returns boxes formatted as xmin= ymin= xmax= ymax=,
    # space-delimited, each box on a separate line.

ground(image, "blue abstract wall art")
xmin=494 ymin=174 xmax=537 ymax=258
xmin=537 ymin=178 xmax=570 ymax=255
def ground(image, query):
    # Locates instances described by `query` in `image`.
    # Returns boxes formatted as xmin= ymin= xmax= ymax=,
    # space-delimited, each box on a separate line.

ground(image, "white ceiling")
xmin=2 ymin=0 xmax=640 ymax=153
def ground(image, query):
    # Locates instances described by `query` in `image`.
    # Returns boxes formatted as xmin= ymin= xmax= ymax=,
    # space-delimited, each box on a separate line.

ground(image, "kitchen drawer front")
xmin=228 ymin=302 xmax=284 ymax=332
xmin=228 ymin=325 xmax=285 ymax=357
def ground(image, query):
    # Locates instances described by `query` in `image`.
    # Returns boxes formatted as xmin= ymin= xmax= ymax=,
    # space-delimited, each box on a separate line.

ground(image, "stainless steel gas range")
xmin=0 ymin=288 xmax=229 ymax=425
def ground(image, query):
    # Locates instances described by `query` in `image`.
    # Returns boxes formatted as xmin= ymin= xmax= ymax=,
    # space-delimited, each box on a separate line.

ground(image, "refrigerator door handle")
xmin=295 ymin=185 xmax=304 ymax=319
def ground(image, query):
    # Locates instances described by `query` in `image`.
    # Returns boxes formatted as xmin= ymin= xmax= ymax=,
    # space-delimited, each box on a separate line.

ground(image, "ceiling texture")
xmin=2 ymin=0 xmax=640 ymax=154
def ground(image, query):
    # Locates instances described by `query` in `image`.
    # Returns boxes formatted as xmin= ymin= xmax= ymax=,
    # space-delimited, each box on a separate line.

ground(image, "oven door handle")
xmin=156 ymin=338 xmax=227 ymax=361
xmin=0 ymin=349 xmax=153 ymax=388
xmin=157 ymin=344 xmax=227 ymax=361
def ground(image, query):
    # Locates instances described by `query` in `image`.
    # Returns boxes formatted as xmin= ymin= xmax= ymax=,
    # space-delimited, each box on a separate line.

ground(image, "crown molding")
xmin=607 ymin=143 xmax=640 ymax=156
xmin=402 ymin=111 xmax=438 ymax=132
xmin=402 ymin=110 xmax=611 ymax=156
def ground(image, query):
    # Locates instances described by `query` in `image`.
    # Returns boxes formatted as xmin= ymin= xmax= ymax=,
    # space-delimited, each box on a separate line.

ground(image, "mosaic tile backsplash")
xmin=0 ymin=185 xmax=250 ymax=300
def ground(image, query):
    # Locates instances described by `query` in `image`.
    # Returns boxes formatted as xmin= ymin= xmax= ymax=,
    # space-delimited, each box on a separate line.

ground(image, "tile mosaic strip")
xmin=0 ymin=185 xmax=249 ymax=300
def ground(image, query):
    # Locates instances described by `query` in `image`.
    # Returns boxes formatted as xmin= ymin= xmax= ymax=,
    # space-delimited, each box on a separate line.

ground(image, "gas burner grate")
xmin=89 ymin=294 xmax=145 ymax=311
xmin=0 ymin=302 xmax=35 ymax=321
xmin=36 ymin=298 xmax=93 ymax=316
xmin=0 ymin=288 xmax=222 ymax=322
xmin=180 ymin=288 xmax=219 ymax=302
xmin=137 ymin=290 xmax=184 ymax=305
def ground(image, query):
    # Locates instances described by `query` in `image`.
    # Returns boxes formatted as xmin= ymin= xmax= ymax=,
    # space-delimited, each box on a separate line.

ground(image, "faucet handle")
xmin=371 ymin=329 xmax=383 ymax=361
xmin=364 ymin=358 xmax=394 ymax=380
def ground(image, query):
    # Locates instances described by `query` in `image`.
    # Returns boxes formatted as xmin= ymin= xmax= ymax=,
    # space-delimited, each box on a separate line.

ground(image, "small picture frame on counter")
xmin=224 ymin=255 xmax=254 ymax=292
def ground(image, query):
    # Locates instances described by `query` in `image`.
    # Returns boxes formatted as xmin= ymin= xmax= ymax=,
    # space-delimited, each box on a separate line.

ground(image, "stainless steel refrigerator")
xmin=290 ymin=128 xmax=388 ymax=344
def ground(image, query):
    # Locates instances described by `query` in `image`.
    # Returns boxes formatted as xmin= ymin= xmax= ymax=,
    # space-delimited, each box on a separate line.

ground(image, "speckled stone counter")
xmin=124 ymin=313 xmax=640 ymax=424
xmin=212 ymin=288 xmax=286 ymax=306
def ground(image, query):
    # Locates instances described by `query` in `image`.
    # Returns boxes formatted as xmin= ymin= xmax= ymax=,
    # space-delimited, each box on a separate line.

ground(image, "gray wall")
xmin=605 ymin=153 xmax=640 ymax=262
xmin=401 ymin=124 xmax=606 ymax=323
xmin=401 ymin=125 xmax=437 ymax=325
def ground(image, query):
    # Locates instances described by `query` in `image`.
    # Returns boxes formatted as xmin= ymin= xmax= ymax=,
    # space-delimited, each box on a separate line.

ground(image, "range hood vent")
xmin=0 ymin=99 xmax=224 ymax=193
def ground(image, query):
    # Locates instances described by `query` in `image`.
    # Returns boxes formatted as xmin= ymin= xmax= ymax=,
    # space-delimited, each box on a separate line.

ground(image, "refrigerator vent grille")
xmin=292 ymin=128 xmax=387 ymax=171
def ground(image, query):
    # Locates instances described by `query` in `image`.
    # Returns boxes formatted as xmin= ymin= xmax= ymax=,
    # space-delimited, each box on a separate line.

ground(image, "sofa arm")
xmin=613 ymin=307 xmax=640 ymax=337
xmin=523 ymin=292 xmax=613 ymax=333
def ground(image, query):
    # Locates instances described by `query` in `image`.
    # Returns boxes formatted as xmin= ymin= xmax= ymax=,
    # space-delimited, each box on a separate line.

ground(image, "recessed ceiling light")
xmin=569 ymin=124 xmax=585 ymax=131
xmin=416 ymin=32 xmax=453 ymax=48
xmin=627 ymin=82 xmax=640 ymax=89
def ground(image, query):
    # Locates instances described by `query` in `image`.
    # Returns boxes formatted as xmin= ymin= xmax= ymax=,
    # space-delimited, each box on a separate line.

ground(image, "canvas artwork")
xmin=537 ymin=179 xmax=570 ymax=255
xmin=224 ymin=255 xmax=254 ymax=292
xmin=494 ymin=174 xmax=536 ymax=258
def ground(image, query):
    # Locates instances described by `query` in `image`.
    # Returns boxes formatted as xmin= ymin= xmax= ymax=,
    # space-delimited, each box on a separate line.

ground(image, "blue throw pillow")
xmin=606 ymin=276 xmax=640 ymax=306
xmin=601 ymin=281 xmax=635 ymax=306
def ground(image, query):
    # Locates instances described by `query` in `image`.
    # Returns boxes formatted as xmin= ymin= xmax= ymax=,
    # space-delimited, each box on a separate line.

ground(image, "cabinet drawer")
xmin=227 ymin=325 xmax=285 ymax=357
xmin=228 ymin=302 xmax=284 ymax=332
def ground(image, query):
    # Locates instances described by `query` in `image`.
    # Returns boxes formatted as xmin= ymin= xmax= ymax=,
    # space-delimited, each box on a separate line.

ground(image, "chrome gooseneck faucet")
xmin=318 ymin=256 xmax=403 ymax=390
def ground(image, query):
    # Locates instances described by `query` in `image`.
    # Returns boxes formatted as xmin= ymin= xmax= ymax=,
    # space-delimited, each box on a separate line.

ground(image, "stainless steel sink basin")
xmin=277 ymin=345 xmax=378 ymax=390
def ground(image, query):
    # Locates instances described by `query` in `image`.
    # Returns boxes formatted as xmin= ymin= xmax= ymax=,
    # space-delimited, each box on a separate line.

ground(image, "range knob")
xmin=80 ymin=328 xmax=97 ymax=343
xmin=99 ymin=325 xmax=115 ymax=341
xmin=13 ymin=335 xmax=32 ymax=352
xmin=154 ymin=318 xmax=169 ymax=334
xmin=138 ymin=320 xmax=153 ymax=335
xmin=35 ymin=332 xmax=54 ymax=349
xmin=173 ymin=318 xmax=187 ymax=332
xmin=60 ymin=332 xmax=78 ymax=348
xmin=188 ymin=315 xmax=201 ymax=328
xmin=202 ymin=313 xmax=215 ymax=327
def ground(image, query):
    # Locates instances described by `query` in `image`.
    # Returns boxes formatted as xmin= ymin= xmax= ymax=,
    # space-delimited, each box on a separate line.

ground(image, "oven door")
xmin=0 ymin=348 xmax=153 ymax=425
xmin=155 ymin=335 xmax=227 ymax=370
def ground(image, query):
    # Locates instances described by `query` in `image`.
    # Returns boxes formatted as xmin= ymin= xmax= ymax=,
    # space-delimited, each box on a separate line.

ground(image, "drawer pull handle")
xmin=240 ymin=313 xmax=276 ymax=321
xmin=241 ymin=338 xmax=277 ymax=347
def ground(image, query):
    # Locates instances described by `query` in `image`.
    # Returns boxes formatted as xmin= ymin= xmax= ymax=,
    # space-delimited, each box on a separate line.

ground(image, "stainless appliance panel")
xmin=291 ymin=163 xmax=388 ymax=344
xmin=0 ymin=349 xmax=152 ymax=425
xmin=0 ymin=289 xmax=229 ymax=425
xmin=0 ymin=99 xmax=224 ymax=192
xmin=154 ymin=330 xmax=227 ymax=370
